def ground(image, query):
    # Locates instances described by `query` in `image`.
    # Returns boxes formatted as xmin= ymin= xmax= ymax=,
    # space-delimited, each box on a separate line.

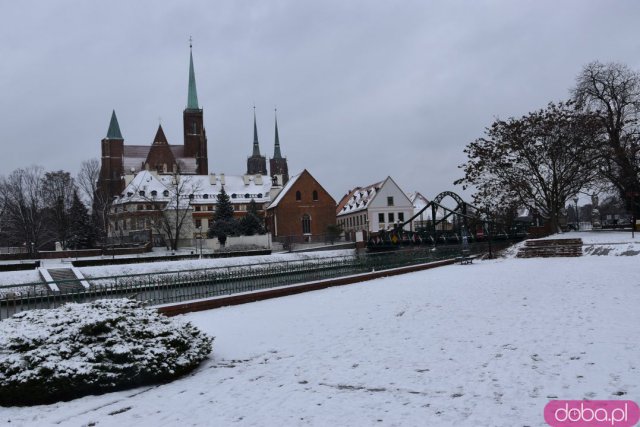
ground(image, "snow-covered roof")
xmin=266 ymin=172 xmax=301 ymax=210
xmin=114 ymin=170 xmax=272 ymax=208
xmin=407 ymin=191 xmax=429 ymax=212
xmin=337 ymin=181 xmax=383 ymax=217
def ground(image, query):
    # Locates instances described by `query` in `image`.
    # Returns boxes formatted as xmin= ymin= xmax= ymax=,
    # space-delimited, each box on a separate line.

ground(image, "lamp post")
xmin=573 ymin=197 xmax=579 ymax=231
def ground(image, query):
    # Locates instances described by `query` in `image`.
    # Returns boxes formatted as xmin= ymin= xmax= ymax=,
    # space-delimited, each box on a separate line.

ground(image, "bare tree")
xmin=455 ymin=102 xmax=601 ymax=232
xmin=117 ymin=172 xmax=200 ymax=251
xmin=152 ymin=173 xmax=200 ymax=251
xmin=77 ymin=158 xmax=110 ymax=242
xmin=0 ymin=166 xmax=49 ymax=253
xmin=41 ymin=171 xmax=76 ymax=249
xmin=573 ymin=61 xmax=640 ymax=215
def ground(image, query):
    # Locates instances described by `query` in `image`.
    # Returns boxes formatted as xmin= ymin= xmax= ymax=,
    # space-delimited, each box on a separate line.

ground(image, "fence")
xmin=0 ymin=243 xmax=489 ymax=320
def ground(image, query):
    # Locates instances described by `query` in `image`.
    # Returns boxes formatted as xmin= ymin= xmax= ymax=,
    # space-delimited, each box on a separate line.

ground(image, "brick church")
xmin=97 ymin=45 xmax=289 ymax=200
xmin=97 ymin=45 xmax=335 ymax=246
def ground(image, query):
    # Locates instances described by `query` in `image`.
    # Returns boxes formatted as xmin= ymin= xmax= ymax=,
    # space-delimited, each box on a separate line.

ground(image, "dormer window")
xmin=151 ymin=190 xmax=157 ymax=197
xmin=203 ymin=194 xmax=209 ymax=199
xmin=163 ymin=190 xmax=169 ymax=197
xmin=139 ymin=190 xmax=145 ymax=197
xmin=127 ymin=192 xmax=133 ymax=197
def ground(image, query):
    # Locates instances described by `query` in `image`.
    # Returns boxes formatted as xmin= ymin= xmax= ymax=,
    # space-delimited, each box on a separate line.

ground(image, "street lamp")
xmin=573 ymin=197 xmax=580 ymax=231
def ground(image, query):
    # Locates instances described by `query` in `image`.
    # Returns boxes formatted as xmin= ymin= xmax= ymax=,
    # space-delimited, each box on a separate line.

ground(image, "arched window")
xmin=312 ymin=190 xmax=318 ymax=201
xmin=302 ymin=214 xmax=311 ymax=234
xmin=295 ymin=191 xmax=301 ymax=201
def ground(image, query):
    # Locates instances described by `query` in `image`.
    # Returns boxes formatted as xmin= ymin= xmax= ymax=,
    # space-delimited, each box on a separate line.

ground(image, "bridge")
xmin=368 ymin=191 xmax=528 ymax=250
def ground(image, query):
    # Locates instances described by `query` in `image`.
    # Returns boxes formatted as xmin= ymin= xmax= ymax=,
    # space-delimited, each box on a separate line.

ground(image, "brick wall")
xmin=267 ymin=170 xmax=336 ymax=238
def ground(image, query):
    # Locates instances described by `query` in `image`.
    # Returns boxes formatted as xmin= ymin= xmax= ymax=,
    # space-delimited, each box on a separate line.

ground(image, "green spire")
xmin=252 ymin=107 xmax=261 ymax=156
xmin=106 ymin=110 xmax=123 ymax=139
xmin=187 ymin=44 xmax=199 ymax=110
xmin=273 ymin=109 xmax=282 ymax=159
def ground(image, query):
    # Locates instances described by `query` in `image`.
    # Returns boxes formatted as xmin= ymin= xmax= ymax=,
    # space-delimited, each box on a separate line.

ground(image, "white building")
xmin=337 ymin=176 xmax=414 ymax=237
xmin=109 ymin=170 xmax=275 ymax=245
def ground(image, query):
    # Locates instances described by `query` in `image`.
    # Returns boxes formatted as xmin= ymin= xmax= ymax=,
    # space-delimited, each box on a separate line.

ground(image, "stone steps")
xmin=516 ymin=238 xmax=583 ymax=258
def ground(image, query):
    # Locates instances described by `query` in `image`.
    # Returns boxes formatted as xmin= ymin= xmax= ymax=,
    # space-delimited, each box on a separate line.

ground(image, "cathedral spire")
xmin=252 ymin=106 xmax=261 ymax=156
xmin=106 ymin=110 xmax=123 ymax=139
xmin=187 ymin=39 xmax=199 ymax=110
xmin=273 ymin=109 xmax=282 ymax=159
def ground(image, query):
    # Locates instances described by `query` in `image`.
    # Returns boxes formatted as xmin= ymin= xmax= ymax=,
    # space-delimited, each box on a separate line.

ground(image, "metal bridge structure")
xmin=367 ymin=191 xmax=528 ymax=250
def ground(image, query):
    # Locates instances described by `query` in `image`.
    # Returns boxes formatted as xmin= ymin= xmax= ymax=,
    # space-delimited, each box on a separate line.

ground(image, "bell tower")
xmin=183 ymin=40 xmax=208 ymax=174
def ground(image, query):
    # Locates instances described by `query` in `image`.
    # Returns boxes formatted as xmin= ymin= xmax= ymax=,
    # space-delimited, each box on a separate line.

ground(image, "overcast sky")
xmin=1 ymin=1 xmax=639 ymax=202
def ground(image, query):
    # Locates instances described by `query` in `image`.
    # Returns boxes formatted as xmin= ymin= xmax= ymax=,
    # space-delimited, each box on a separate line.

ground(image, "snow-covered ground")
xmin=2 ymin=232 xmax=639 ymax=426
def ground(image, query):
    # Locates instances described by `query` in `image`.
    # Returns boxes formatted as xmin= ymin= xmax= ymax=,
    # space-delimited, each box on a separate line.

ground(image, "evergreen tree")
xmin=239 ymin=199 xmax=266 ymax=236
xmin=207 ymin=187 xmax=239 ymax=239
xmin=67 ymin=191 xmax=95 ymax=249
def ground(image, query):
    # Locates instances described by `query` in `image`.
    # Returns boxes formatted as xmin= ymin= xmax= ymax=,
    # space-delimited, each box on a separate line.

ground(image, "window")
xmin=398 ymin=212 xmax=404 ymax=222
xmin=387 ymin=196 xmax=394 ymax=206
xmin=207 ymin=205 xmax=213 ymax=211
xmin=151 ymin=190 xmax=157 ymax=197
xmin=296 ymin=191 xmax=301 ymax=201
xmin=203 ymin=194 xmax=209 ymax=199
xmin=312 ymin=190 xmax=318 ymax=201
xmin=139 ymin=190 xmax=145 ymax=197
xmin=302 ymin=214 xmax=311 ymax=234
xmin=137 ymin=204 xmax=143 ymax=211
xmin=378 ymin=213 xmax=384 ymax=224
xmin=388 ymin=213 xmax=395 ymax=223
xmin=163 ymin=190 xmax=169 ymax=197
xmin=195 ymin=219 xmax=202 ymax=228
xmin=195 ymin=206 xmax=201 ymax=211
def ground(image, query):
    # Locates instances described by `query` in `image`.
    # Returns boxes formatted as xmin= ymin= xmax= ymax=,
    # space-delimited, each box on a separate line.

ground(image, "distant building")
xmin=266 ymin=170 xmax=336 ymax=242
xmin=337 ymin=176 xmax=414 ymax=240
xmin=99 ymin=45 xmax=292 ymax=247
xmin=109 ymin=170 xmax=272 ymax=245
xmin=97 ymin=45 xmax=289 ymax=202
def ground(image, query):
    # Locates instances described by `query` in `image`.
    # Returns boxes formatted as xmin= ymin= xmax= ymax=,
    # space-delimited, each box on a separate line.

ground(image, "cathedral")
xmin=97 ymin=45 xmax=289 ymax=201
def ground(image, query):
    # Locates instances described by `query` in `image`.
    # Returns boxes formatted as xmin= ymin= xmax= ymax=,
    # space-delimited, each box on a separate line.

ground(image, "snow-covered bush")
xmin=0 ymin=299 xmax=213 ymax=406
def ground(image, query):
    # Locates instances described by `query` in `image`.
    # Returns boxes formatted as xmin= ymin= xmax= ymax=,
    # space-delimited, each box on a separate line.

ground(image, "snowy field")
xmin=2 ymin=233 xmax=640 ymax=426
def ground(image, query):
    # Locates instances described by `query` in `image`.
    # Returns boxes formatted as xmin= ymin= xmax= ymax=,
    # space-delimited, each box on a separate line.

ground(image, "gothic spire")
xmin=252 ymin=106 xmax=261 ymax=156
xmin=106 ymin=110 xmax=123 ymax=139
xmin=187 ymin=39 xmax=199 ymax=110
xmin=273 ymin=109 xmax=282 ymax=159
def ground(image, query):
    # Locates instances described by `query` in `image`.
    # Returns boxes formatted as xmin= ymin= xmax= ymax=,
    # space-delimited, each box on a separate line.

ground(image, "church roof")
xmin=115 ymin=170 xmax=272 ymax=208
xmin=187 ymin=48 xmax=199 ymax=110
xmin=252 ymin=108 xmax=261 ymax=157
xmin=106 ymin=110 xmax=123 ymax=139
xmin=273 ymin=113 xmax=282 ymax=159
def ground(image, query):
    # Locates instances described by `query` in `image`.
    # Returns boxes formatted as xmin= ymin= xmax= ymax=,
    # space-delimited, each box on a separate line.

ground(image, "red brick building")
xmin=266 ymin=170 xmax=336 ymax=242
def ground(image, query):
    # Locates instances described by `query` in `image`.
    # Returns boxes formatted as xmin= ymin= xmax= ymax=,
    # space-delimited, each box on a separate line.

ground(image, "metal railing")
xmin=0 ymin=244 xmax=483 ymax=320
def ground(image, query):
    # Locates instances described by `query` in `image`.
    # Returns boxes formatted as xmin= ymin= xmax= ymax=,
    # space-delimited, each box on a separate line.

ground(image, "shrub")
xmin=0 ymin=299 xmax=213 ymax=406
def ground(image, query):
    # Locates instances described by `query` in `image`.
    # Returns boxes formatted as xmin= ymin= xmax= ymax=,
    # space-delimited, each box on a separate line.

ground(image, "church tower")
xmin=183 ymin=42 xmax=208 ymax=174
xmin=98 ymin=110 xmax=125 ymax=198
xmin=246 ymin=107 xmax=267 ymax=175
xmin=269 ymin=111 xmax=289 ymax=185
